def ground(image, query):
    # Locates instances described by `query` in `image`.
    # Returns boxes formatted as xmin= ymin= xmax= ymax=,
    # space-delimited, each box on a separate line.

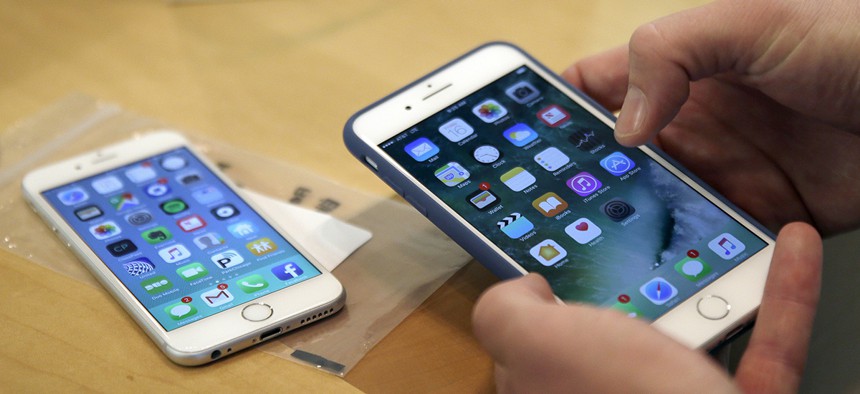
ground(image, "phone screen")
xmin=379 ymin=66 xmax=766 ymax=320
xmin=42 ymin=147 xmax=321 ymax=331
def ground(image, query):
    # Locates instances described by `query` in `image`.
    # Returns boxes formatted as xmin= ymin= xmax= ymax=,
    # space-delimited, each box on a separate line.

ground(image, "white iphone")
xmin=344 ymin=42 xmax=775 ymax=349
xmin=22 ymin=131 xmax=345 ymax=365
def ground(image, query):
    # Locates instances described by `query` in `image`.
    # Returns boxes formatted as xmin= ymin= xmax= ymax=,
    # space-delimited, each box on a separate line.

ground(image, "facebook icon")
xmin=271 ymin=262 xmax=304 ymax=281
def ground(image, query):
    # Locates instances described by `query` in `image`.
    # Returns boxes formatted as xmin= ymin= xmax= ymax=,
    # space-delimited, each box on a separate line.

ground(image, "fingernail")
xmin=615 ymin=86 xmax=646 ymax=138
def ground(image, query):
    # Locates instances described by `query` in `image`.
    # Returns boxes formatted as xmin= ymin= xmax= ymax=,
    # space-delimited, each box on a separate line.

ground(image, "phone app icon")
xmin=271 ymin=262 xmax=304 ymax=281
xmin=201 ymin=287 xmax=234 ymax=307
xmin=193 ymin=232 xmax=225 ymax=250
xmin=434 ymin=162 xmax=470 ymax=186
xmin=439 ymin=118 xmax=474 ymax=142
xmin=246 ymin=237 xmax=278 ymax=256
xmin=211 ymin=250 xmax=245 ymax=269
xmin=89 ymin=220 xmax=121 ymax=240
xmin=177 ymin=214 xmax=207 ymax=232
xmin=600 ymin=151 xmax=636 ymax=176
xmin=91 ymin=175 xmax=123 ymax=195
xmin=532 ymin=192 xmax=568 ymax=217
xmin=158 ymin=244 xmax=191 ymax=263
xmin=537 ymin=104 xmax=571 ymax=127
xmin=176 ymin=170 xmax=202 ymax=185
xmin=142 ymin=226 xmax=173 ymax=244
xmin=674 ymin=256 xmax=713 ymax=281
xmin=505 ymin=81 xmax=540 ymax=104
xmin=125 ymin=210 xmax=153 ymax=226
xmin=211 ymin=203 xmax=239 ymax=220
xmin=473 ymin=145 xmax=501 ymax=164
xmin=144 ymin=179 xmax=171 ymax=198
xmin=500 ymin=167 xmax=536 ymax=192
xmin=75 ymin=205 xmax=103 ymax=221
xmin=601 ymin=198 xmax=636 ymax=222
xmin=58 ymin=187 xmax=89 ymax=206
xmin=160 ymin=155 xmax=187 ymax=171
xmin=640 ymin=277 xmax=678 ymax=305
xmin=228 ymin=221 xmax=258 ymax=238
xmin=496 ymin=213 xmax=534 ymax=239
xmin=533 ymin=147 xmax=570 ymax=171
xmin=467 ymin=189 xmax=500 ymax=211
xmin=165 ymin=302 xmax=197 ymax=320
xmin=611 ymin=301 xmax=643 ymax=319
xmin=568 ymin=128 xmax=603 ymax=151
xmin=529 ymin=239 xmax=567 ymax=267
xmin=142 ymin=276 xmax=173 ymax=295
xmin=191 ymin=186 xmax=223 ymax=205
xmin=123 ymin=257 xmax=155 ymax=277
xmin=125 ymin=163 xmax=157 ymax=183
xmin=502 ymin=123 xmax=539 ymax=147
xmin=404 ymin=137 xmax=439 ymax=162
xmin=565 ymin=218 xmax=602 ymax=244
xmin=237 ymin=274 xmax=269 ymax=293
xmin=176 ymin=262 xmax=209 ymax=281
xmin=708 ymin=233 xmax=746 ymax=260
xmin=566 ymin=172 xmax=602 ymax=197
xmin=472 ymin=99 xmax=508 ymax=123
xmin=107 ymin=239 xmax=137 ymax=257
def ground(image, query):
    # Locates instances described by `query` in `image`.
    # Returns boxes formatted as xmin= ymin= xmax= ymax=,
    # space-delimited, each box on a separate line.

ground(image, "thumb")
xmin=472 ymin=274 xmax=556 ymax=345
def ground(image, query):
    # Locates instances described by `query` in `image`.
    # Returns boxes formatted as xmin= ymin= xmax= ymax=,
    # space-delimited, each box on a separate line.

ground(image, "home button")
xmin=696 ymin=295 xmax=730 ymax=320
xmin=241 ymin=303 xmax=273 ymax=322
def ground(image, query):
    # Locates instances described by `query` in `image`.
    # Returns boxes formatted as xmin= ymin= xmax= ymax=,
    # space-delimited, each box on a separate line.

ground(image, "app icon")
xmin=144 ymin=179 xmax=171 ymax=198
xmin=439 ymin=118 xmax=474 ymax=142
xmin=200 ymin=287 xmax=234 ymax=307
xmin=107 ymin=239 xmax=137 ymax=257
xmin=176 ymin=262 xmax=209 ymax=281
xmin=674 ymin=256 xmax=713 ymax=281
xmin=500 ymin=167 xmax=536 ymax=192
xmin=601 ymin=198 xmax=636 ymax=222
xmin=566 ymin=172 xmax=602 ymax=197
xmin=158 ymin=244 xmax=191 ymax=263
xmin=611 ymin=301 xmax=643 ymax=319
xmin=228 ymin=221 xmax=258 ymax=238
xmin=237 ymin=274 xmax=269 ymax=293
xmin=640 ymin=277 xmax=678 ymax=305
xmin=496 ymin=213 xmax=534 ymax=239
xmin=89 ymin=220 xmax=121 ymax=240
xmin=529 ymin=239 xmax=568 ymax=267
xmin=537 ymin=105 xmax=571 ymax=127
xmin=193 ymin=232 xmax=225 ymax=250
xmin=502 ymin=123 xmax=539 ymax=147
xmin=404 ymin=137 xmax=439 ymax=162
xmin=109 ymin=192 xmax=141 ymax=211
xmin=505 ymin=81 xmax=540 ymax=104
xmin=141 ymin=226 xmax=172 ymax=244
xmin=473 ymin=145 xmax=501 ymax=164
xmin=246 ymin=237 xmax=278 ymax=256
xmin=211 ymin=250 xmax=244 ymax=269
xmin=122 ymin=257 xmax=155 ymax=277
xmin=176 ymin=170 xmax=202 ymax=185
xmin=141 ymin=276 xmax=173 ymax=294
xmin=159 ymin=198 xmax=188 ymax=215
xmin=600 ymin=151 xmax=636 ymax=176
xmin=532 ymin=192 xmax=568 ymax=217
xmin=472 ymin=99 xmax=508 ymax=123
xmin=467 ymin=189 xmax=500 ymax=211
xmin=91 ymin=176 xmax=123 ymax=195
xmin=565 ymin=218 xmax=602 ymax=244
xmin=271 ymin=262 xmax=304 ymax=281
xmin=58 ymin=187 xmax=89 ymax=206
xmin=176 ymin=214 xmax=207 ymax=232
xmin=533 ymin=147 xmax=570 ymax=171
xmin=160 ymin=155 xmax=187 ymax=171
xmin=191 ymin=186 xmax=223 ymax=205
xmin=125 ymin=210 xmax=153 ymax=226
xmin=708 ymin=233 xmax=746 ymax=260
xmin=568 ymin=128 xmax=603 ymax=151
xmin=434 ymin=162 xmax=470 ymax=186
xmin=165 ymin=302 xmax=197 ymax=320
xmin=125 ymin=163 xmax=157 ymax=183
xmin=75 ymin=205 xmax=103 ymax=221
xmin=211 ymin=203 xmax=239 ymax=220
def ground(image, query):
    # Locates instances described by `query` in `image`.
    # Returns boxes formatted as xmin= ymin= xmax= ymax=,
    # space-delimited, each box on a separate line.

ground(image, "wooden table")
xmin=0 ymin=1 xmax=707 ymax=392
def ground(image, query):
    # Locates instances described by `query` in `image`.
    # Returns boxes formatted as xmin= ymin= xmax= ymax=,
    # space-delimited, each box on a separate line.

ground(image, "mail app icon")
xmin=404 ymin=137 xmax=440 ymax=162
xmin=201 ymin=287 xmax=234 ymax=307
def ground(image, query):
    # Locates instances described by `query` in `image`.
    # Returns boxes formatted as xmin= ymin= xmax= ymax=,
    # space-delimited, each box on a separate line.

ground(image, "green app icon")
xmin=141 ymin=226 xmax=172 ymax=244
xmin=164 ymin=302 xmax=197 ymax=320
xmin=176 ymin=262 xmax=208 ymax=281
xmin=160 ymin=199 xmax=188 ymax=215
xmin=611 ymin=301 xmax=642 ymax=319
xmin=237 ymin=274 xmax=269 ymax=293
xmin=674 ymin=257 xmax=713 ymax=281
xmin=141 ymin=276 xmax=173 ymax=294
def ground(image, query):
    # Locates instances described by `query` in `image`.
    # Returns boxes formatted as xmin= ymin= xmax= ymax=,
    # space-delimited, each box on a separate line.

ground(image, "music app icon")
xmin=566 ymin=172 xmax=602 ymax=197
xmin=708 ymin=233 xmax=746 ymax=260
xmin=158 ymin=243 xmax=192 ymax=263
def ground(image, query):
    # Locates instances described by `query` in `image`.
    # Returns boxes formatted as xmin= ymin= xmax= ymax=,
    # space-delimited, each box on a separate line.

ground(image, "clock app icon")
xmin=473 ymin=145 xmax=501 ymax=164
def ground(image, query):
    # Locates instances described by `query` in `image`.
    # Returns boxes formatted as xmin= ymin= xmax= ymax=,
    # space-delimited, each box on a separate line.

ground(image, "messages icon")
xmin=404 ymin=137 xmax=440 ymax=162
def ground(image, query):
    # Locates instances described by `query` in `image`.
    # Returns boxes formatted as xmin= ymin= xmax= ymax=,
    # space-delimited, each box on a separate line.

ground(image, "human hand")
xmin=472 ymin=223 xmax=821 ymax=393
xmin=563 ymin=0 xmax=860 ymax=236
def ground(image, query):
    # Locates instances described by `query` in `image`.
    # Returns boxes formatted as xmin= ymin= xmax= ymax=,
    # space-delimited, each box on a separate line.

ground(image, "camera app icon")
xmin=505 ymin=81 xmax=540 ymax=104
